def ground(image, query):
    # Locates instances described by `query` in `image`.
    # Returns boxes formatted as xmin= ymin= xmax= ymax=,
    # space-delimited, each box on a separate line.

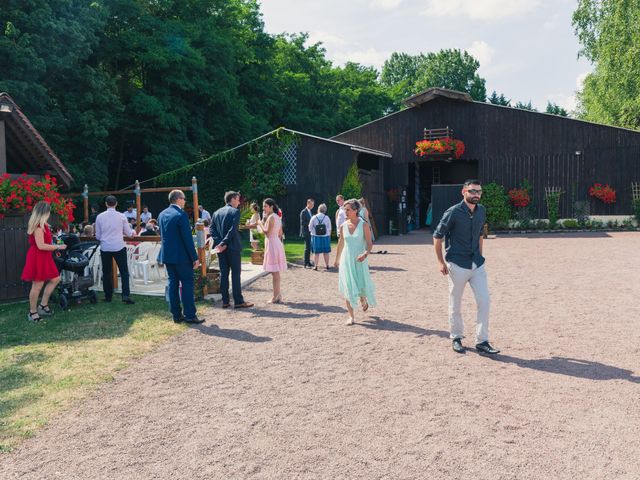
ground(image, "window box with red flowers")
xmin=588 ymin=183 xmax=616 ymax=204
xmin=414 ymin=137 xmax=465 ymax=159
xmin=508 ymin=188 xmax=531 ymax=208
xmin=0 ymin=173 xmax=75 ymax=224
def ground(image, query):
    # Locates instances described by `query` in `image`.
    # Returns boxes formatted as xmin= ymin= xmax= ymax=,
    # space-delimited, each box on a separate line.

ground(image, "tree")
xmin=488 ymin=91 xmax=511 ymax=106
xmin=573 ymin=0 xmax=640 ymax=129
xmin=514 ymin=100 xmax=537 ymax=112
xmin=381 ymin=49 xmax=486 ymax=111
xmin=545 ymin=102 xmax=569 ymax=117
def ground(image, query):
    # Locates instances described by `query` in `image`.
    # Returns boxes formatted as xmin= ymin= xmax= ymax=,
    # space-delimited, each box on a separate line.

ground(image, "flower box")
xmin=414 ymin=137 xmax=465 ymax=159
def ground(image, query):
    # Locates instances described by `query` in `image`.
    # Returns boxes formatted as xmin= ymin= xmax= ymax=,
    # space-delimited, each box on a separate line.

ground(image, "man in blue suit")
xmin=210 ymin=191 xmax=253 ymax=309
xmin=157 ymin=190 xmax=204 ymax=324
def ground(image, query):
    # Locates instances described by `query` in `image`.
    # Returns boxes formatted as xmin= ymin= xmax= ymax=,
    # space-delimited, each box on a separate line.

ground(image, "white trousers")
xmin=447 ymin=262 xmax=490 ymax=344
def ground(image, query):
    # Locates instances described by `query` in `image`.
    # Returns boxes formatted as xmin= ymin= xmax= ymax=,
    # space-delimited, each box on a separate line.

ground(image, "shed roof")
xmin=402 ymin=88 xmax=473 ymax=108
xmin=0 ymin=93 xmax=73 ymax=188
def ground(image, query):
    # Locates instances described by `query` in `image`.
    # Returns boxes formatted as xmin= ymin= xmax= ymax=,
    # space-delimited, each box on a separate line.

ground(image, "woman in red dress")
xmin=21 ymin=201 xmax=67 ymax=322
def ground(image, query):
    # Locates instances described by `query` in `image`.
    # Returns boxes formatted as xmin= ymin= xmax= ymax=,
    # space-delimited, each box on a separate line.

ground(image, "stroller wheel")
xmin=89 ymin=290 xmax=97 ymax=304
xmin=59 ymin=294 xmax=69 ymax=311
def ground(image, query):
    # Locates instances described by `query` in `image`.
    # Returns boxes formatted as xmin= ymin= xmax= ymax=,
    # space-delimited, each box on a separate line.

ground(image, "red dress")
xmin=21 ymin=224 xmax=59 ymax=281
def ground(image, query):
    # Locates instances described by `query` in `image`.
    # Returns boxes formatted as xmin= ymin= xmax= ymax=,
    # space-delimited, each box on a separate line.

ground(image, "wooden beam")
xmin=81 ymin=186 xmax=192 ymax=196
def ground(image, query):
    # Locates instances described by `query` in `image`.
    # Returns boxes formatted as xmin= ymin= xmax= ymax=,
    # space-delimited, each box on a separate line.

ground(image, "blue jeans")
xmin=165 ymin=262 xmax=196 ymax=320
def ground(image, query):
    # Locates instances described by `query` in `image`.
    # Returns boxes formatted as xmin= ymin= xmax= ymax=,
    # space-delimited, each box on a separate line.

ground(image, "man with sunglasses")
xmin=433 ymin=180 xmax=500 ymax=355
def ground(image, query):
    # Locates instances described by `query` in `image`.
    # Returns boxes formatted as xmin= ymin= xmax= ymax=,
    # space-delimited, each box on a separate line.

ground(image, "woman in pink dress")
xmin=260 ymin=198 xmax=287 ymax=303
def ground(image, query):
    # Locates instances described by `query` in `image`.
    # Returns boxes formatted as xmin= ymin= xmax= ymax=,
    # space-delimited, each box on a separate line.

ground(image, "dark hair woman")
xmin=21 ymin=201 xmax=68 ymax=321
xmin=259 ymin=198 xmax=287 ymax=303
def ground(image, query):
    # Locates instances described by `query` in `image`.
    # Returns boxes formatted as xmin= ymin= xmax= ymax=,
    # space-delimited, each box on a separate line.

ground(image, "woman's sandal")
xmin=361 ymin=298 xmax=369 ymax=312
xmin=345 ymin=316 xmax=355 ymax=326
xmin=27 ymin=311 xmax=42 ymax=322
xmin=38 ymin=304 xmax=53 ymax=316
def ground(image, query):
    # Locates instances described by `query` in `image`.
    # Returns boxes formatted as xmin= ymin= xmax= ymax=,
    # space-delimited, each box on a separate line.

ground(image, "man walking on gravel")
xmin=433 ymin=179 xmax=500 ymax=355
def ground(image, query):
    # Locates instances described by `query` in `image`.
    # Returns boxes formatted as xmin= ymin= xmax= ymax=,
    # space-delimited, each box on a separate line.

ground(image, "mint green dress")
xmin=338 ymin=220 xmax=376 ymax=309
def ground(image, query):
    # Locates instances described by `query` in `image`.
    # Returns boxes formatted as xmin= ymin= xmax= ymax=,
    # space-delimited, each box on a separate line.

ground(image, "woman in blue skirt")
xmin=309 ymin=203 xmax=332 ymax=270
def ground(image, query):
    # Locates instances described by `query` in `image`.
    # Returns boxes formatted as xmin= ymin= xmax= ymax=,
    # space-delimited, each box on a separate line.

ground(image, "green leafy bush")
xmin=480 ymin=183 xmax=510 ymax=230
xmin=633 ymin=199 xmax=640 ymax=223
xmin=562 ymin=219 xmax=579 ymax=229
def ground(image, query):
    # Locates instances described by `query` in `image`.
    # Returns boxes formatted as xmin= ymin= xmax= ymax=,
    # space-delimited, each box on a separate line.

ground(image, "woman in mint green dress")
xmin=334 ymin=198 xmax=376 ymax=325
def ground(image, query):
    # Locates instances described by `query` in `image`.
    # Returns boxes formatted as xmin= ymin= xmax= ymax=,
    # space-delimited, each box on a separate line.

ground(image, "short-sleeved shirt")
xmin=433 ymin=201 xmax=486 ymax=269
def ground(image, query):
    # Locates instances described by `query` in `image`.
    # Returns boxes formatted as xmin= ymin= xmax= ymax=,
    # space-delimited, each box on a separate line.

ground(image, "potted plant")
xmin=251 ymin=231 xmax=265 ymax=265
xmin=414 ymin=137 xmax=465 ymax=159
xmin=588 ymin=183 xmax=616 ymax=204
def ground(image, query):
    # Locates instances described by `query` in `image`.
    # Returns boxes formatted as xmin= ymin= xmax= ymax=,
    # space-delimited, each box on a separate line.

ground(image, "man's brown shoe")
xmin=234 ymin=302 xmax=254 ymax=309
xmin=222 ymin=304 xmax=230 ymax=309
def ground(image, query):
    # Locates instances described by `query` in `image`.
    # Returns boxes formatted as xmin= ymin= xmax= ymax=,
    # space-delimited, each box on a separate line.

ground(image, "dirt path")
xmin=1 ymin=231 xmax=639 ymax=480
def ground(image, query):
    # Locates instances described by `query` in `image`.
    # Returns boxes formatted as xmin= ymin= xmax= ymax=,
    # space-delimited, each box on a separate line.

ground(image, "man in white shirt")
xmin=95 ymin=196 xmax=135 ymax=304
xmin=198 ymin=205 xmax=211 ymax=223
xmin=140 ymin=205 xmax=152 ymax=223
xmin=335 ymin=194 xmax=346 ymax=236
xmin=124 ymin=204 xmax=137 ymax=221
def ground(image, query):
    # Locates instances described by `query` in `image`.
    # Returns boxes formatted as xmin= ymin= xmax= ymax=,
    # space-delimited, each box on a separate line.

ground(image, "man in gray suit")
xmin=210 ymin=191 xmax=253 ymax=309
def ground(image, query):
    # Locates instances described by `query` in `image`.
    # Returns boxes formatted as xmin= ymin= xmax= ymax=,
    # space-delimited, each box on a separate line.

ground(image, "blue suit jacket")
xmin=157 ymin=205 xmax=198 ymax=264
xmin=210 ymin=204 xmax=242 ymax=252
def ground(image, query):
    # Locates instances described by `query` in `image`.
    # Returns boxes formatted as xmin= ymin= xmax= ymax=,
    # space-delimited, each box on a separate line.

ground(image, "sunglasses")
xmin=467 ymin=189 xmax=482 ymax=195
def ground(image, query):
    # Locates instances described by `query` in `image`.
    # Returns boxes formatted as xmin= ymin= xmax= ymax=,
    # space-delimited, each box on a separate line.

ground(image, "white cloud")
xmin=467 ymin=40 xmax=494 ymax=68
xmin=332 ymin=48 xmax=392 ymax=68
xmin=576 ymin=71 xmax=589 ymax=89
xmin=368 ymin=0 xmax=403 ymax=10
xmin=544 ymin=72 xmax=591 ymax=113
xmin=421 ymin=0 xmax=541 ymax=20
xmin=543 ymin=13 xmax=559 ymax=30
xmin=307 ymin=31 xmax=348 ymax=47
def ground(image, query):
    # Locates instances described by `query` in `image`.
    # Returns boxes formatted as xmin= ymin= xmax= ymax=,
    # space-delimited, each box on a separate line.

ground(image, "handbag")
xmin=314 ymin=214 xmax=327 ymax=235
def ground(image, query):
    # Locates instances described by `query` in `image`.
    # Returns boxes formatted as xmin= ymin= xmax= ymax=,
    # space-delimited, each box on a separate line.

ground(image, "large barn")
xmin=321 ymin=88 xmax=640 ymax=233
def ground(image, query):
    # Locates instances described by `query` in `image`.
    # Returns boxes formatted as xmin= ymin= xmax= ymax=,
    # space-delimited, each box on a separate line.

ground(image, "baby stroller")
xmin=53 ymin=234 xmax=100 ymax=310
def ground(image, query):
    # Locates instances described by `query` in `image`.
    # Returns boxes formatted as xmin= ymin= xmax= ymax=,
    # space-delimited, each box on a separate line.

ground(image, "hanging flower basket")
xmin=414 ymin=137 xmax=465 ymax=159
xmin=588 ymin=183 xmax=616 ymax=204
xmin=508 ymin=188 xmax=530 ymax=208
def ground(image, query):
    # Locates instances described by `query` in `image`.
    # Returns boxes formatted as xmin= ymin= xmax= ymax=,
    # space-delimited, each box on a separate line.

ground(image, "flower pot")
xmin=250 ymin=249 xmax=264 ymax=265
xmin=206 ymin=270 xmax=220 ymax=294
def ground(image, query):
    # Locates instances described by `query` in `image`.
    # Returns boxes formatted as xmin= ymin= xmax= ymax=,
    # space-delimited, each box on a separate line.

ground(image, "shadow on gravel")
xmin=195 ymin=324 xmax=272 ymax=343
xmin=286 ymin=302 xmax=346 ymax=314
xmin=248 ymin=308 xmax=319 ymax=319
xmin=369 ymin=266 xmax=407 ymax=272
xmin=484 ymin=355 xmax=640 ymax=383
xmin=360 ymin=316 xmax=449 ymax=338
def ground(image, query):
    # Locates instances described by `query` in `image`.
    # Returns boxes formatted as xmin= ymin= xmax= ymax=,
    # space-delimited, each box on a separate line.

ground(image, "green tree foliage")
xmin=514 ymin=100 xmax=538 ymax=112
xmin=545 ymin=102 xmax=569 ymax=117
xmin=488 ymin=91 xmax=511 ymax=106
xmin=573 ymin=0 xmax=640 ymax=129
xmin=381 ymin=49 xmax=486 ymax=111
xmin=480 ymin=182 xmax=510 ymax=230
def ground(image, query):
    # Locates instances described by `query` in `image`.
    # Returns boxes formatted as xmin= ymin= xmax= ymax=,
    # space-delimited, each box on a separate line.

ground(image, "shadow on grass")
xmin=0 ymin=295 xmax=169 ymax=348
xmin=194 ymin=324 xmax=271 ymax=343
xmin=483 ymin=354 xmax=640 ymax=383
xmin=360 ymin=316 xmax=449 ymax=339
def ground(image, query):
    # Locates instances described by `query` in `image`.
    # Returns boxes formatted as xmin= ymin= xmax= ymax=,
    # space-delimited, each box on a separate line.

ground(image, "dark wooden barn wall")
xmin=0 ymin=214 xmax=31 ymax=302
xmin=333 ymin=97 xmax=640 ymax=215
xmin=279 ymin=136 xmax=357 ymax=236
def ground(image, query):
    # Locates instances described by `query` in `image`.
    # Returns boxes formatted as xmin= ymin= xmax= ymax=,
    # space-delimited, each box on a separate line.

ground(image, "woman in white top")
xmin=246 ymin=202 xmax=261 ymax=250
xmin=309 ymin=203 xmax=332 ymax=270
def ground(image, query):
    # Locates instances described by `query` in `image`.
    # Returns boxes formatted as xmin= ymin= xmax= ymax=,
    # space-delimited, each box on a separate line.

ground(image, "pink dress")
xmin=263 ymin=214 xmax=287 ymax=272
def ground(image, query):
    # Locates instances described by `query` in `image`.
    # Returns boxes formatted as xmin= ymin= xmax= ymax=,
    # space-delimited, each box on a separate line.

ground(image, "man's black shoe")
xmin=173 ymin=316 xmax=185 ymax=323
xmin=184 ymin=316 xmax=204 ymax=324
xmin=104 ymin=297 xmax=112 ymax=303
xmin=475 ymin=341 xmax=500 ymax=355
xmin=122 ymin=298 xmax=135 ymax=305
xmin=452 ymin=338 xmax=465 ymax=353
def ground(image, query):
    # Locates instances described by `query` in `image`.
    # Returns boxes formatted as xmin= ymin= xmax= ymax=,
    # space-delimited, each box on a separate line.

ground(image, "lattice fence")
xmin=632 ymin=182 xmax=640 ymax=201
xmin=282 ymin=142 xmax=297 ymax=185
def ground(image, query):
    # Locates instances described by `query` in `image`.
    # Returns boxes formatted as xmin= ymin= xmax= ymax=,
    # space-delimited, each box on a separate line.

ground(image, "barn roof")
xmin=402 ymin=88 xmax=473 ymax=108
xmin=0 ymin=92 xmax=73 ymax=188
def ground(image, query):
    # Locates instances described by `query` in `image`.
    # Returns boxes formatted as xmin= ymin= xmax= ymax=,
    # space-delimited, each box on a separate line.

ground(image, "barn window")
xmin=282 ymin=142 xmax=297 ymax=185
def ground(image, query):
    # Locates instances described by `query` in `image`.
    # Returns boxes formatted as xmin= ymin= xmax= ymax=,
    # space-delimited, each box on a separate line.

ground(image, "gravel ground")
xmin=1 ymin=230 xmax=639 ymax=480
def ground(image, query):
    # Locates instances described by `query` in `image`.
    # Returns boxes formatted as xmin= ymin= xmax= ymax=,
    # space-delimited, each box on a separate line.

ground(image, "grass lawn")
xmin=240 ymin=237 xmax=338 ymax=263
xmin=0 ymin=295 xmax=185 ymax=452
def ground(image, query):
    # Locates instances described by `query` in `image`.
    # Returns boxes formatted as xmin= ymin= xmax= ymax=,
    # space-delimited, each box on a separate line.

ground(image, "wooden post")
xmin=0 ymin=119 xmax=6 ymax=175
xmin=195 ymin=221 xmax=207 ymax=295
xmin=83 ymin=184 xmax=89 ymax=223
xmin=192 ymin=176 xmax=200 ymax=223
xmin=135 ymin=180 xmax=141 ymax=231
xmin=112 ymin=258 xmax=118 ymax=290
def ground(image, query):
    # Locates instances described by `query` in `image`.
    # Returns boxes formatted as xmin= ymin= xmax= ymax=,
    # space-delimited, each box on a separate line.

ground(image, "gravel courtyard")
xmin=1 ymin=230 xmax=639 ymax=480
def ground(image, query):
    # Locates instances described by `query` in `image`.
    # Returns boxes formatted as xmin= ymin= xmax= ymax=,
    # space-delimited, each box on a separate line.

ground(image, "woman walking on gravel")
xmin=334 ymin=198 xmax=376 ymax=325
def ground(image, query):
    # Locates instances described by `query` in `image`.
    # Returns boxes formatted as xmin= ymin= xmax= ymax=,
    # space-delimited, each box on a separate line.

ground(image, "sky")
xmin=259 ymin=0 xmax=593 ymax=113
